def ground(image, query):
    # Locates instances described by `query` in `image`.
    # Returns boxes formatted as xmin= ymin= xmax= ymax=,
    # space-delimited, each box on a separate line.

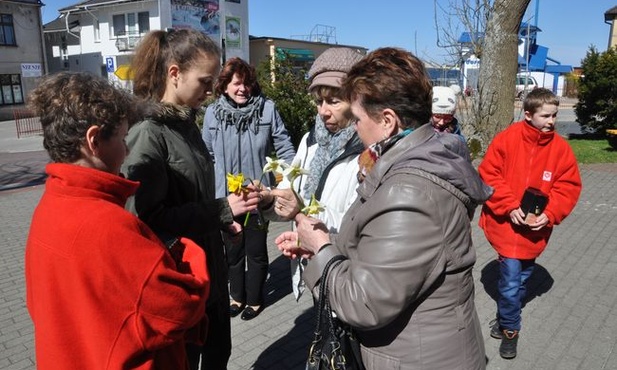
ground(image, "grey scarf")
xmin=212 ymin=94 xmax=265 ymax=134
xmin=303 ymin=115 xmax=356 ymax=197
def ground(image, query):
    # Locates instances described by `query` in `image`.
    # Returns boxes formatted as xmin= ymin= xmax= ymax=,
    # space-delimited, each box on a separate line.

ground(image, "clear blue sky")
xmin=42 ymin=0 xmax=616 ymax=67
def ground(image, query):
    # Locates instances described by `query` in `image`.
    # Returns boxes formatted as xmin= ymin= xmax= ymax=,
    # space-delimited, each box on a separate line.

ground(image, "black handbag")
xmin=306 ymin=255 xmax=365 ymax=370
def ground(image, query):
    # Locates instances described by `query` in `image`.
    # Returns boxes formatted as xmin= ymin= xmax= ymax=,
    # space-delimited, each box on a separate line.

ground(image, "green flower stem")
xmin=243 ymin=176 xmax=268 ymax=229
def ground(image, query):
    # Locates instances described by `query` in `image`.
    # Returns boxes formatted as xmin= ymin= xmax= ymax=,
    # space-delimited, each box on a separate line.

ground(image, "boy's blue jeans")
xmin=497 ymin=256 xmax=536 ymax=331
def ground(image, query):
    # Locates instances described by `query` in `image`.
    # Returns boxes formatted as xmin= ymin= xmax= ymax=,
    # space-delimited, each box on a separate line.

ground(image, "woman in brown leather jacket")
xmin=276 ymin=47 xmax=492 ymax=370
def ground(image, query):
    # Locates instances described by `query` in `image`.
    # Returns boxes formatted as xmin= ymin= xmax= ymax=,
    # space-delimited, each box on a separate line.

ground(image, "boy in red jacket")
xmin=479 ymin=88 xmax=582 ymax=360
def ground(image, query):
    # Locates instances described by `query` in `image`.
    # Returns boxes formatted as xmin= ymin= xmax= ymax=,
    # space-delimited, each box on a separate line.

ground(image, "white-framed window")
xmin=113 ymin=11 xmax=149 ymax=50
xmin=112 ymin=11 xmax=149 ymax=38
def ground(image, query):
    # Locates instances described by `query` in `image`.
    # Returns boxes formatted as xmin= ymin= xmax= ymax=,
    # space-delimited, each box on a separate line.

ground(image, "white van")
xmin=515 ymin=73 xmax=538 ymax=99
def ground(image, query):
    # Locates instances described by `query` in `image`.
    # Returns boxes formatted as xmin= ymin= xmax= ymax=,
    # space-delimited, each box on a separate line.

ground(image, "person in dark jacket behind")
xmin=202 ymin=57 xmax=295 ymax=320
xmin=122 ymin=29 xmax=261 ymax=370
xmin=276 ymin=47 xmax=492 ymax=369
xmin=26 ymin=71 xmax=210 ymax=370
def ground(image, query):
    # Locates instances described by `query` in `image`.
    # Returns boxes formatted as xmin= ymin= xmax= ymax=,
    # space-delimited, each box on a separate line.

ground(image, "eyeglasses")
xmin=432 ymin=114 xmax=454 ymax=123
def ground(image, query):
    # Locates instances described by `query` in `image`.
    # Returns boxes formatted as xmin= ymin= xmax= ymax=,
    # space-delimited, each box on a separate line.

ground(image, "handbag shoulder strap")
xmin=314 ymin=255 xmax=347 ymax=334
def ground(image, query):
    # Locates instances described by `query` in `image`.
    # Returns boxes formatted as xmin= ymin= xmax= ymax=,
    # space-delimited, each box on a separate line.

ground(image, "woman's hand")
xmin=227 ymin=184 xmax=260 ymax=216
xmin=270 ymin=188 xmax=301 ymax=219
xmin=275 ymin=231 xmax=313 ymax=259
xmin=294 ymin=213 xmax=330 ymax=255
xmin=258 ymin=188 xmax=274 ymax=208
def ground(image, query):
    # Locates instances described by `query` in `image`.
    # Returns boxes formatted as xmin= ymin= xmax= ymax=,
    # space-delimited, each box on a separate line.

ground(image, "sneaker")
xmin=489 ymin=319 xmax=502 ymax=339
xmin=499 ymin=330 xmax=519 ymax=359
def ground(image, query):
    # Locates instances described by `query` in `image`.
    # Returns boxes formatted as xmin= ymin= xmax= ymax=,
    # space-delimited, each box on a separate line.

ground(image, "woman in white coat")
xmin=262 ymin=47 xmax=365 ymax=299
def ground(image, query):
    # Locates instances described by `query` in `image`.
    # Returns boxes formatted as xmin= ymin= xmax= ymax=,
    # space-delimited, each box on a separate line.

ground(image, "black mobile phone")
xmin=520 ymin=187 xmax=548 ymax=216
xmin=165 ymin=238 xmax=185 ymax=268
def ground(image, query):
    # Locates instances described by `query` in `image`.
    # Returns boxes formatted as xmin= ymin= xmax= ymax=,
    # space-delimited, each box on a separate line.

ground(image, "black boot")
xmin=499 ymin=329 xmax=519 ymax=359
xmin=490 ymin=319 xmax=502 ymax=339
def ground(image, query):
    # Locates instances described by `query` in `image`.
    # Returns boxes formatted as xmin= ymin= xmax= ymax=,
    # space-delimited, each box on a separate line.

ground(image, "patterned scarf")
xmin=357 ymin=128 xmax=413 ymax=183
xmin=303 ymin=115 xmax=357 ymax=197
xmin=211 ymin=94 xmax=265 ymax=134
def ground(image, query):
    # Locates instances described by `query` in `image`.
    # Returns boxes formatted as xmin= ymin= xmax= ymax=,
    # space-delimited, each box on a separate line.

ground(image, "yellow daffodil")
xmin=262 ymin=156 xmax=288 ymax=175
xmin=301 ymin=194 xmax=325 ymax=215
xmin=283 ymin=159 xmax=309 ymax=183
xmin=227 ymin=173 xmax=246 ymax=195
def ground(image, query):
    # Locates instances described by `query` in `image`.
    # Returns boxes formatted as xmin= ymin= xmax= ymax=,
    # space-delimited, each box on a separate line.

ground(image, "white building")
xmin=44 ymin=0 xmax=249 ymax=88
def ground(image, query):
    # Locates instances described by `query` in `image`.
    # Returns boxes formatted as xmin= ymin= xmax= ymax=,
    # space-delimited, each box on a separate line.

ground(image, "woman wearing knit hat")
xmin=431 ymin=85 xmax=464 ymax=137
xmin=261 ymin=47 xmax=365 ymax=300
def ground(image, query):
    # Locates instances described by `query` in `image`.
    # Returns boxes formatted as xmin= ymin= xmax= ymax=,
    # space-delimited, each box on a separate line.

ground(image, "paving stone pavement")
xmin=1 ymin=116 xmax=617 ymax=369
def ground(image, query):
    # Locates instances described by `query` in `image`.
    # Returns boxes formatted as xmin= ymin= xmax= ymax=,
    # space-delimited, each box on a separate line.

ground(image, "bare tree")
xmin=434 ymin=0 xmax=531 ymax=153
xmin=434 ymin=0 xmax=491 ymax=64
xmin=475 ymin=0 xmax=530 ymax=147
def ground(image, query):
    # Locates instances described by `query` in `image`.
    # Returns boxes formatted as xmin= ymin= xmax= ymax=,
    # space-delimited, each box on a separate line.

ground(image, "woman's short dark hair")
xmin=341 ymin=47 xmax=432 ymax=128
xmin=27 ymin=72 xmax=143 ymax=163
xmin=214 ymin=57 xmax=261 ymax=97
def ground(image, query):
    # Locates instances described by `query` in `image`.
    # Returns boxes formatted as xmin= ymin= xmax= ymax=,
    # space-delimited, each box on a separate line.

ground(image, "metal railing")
xmin=115 ymin=31 xmax=142 ymax=51
xmin=13 ymin=108 xmax=42 ymax=138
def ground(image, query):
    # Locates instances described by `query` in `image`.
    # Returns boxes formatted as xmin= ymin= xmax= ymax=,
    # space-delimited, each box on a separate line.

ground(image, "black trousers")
xmin=186 ymin=232 xmax=231 ymax=370
xmin=226 ymin=213 xmax=269 ymax=306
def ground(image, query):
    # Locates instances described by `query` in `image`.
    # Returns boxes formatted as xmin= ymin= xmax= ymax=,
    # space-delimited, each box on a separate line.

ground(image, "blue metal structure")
xmin=458 ymin=12 xmax=572 ymax=94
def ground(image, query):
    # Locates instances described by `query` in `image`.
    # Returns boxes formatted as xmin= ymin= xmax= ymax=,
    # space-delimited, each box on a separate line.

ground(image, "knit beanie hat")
xmin=308 ymin=47 xmax=364 ymax=91
xmin=432 ymin=86 xmax=457 ymax=115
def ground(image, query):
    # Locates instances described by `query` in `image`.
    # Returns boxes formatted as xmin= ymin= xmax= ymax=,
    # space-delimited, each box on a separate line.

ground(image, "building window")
xmin=138 ymin=12 xmax=149 ymax=34
xmin=0 ymin=14 xmax=16 ymax=46
xmin=0 ymin=74 xmax=24 ymax=106
xmin=112 ymin=11 xmax=149 ymax=37
xmin=113 ymin=11 xmax=149 ymax=50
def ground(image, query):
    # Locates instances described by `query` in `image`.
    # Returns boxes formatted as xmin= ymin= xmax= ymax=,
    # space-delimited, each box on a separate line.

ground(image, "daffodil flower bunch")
xmin=227 ymin=157 xmax=288 ymax=226
xmin=226 ymin=156 xmax=315 ymax=228
xmin=227 ymin=172 xmax=264 ymax=227
xmin=301 ymin=194 xmax=325 ymax=216
xmin=226 ymin=173 xmax=249 ymax=195
xmin=263 ymin=157 xmax=326 ymax=247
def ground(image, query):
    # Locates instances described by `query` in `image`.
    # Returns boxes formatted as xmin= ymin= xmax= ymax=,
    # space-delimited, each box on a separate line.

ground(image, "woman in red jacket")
xmin=25 ymin=72 xmax=210 ymax=369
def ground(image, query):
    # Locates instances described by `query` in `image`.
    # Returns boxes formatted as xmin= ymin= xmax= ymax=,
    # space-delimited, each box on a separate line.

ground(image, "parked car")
xmin=515 ymin=74 xmax=538 ymax=99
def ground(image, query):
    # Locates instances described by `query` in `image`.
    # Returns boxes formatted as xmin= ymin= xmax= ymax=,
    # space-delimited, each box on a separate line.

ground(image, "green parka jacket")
xmin=122 ymin=103 xmax=233 ymax=362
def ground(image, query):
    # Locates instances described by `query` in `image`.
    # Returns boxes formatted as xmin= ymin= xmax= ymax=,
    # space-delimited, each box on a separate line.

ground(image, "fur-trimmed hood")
xmin=148 ymin=102 xmax=198 ymax=126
